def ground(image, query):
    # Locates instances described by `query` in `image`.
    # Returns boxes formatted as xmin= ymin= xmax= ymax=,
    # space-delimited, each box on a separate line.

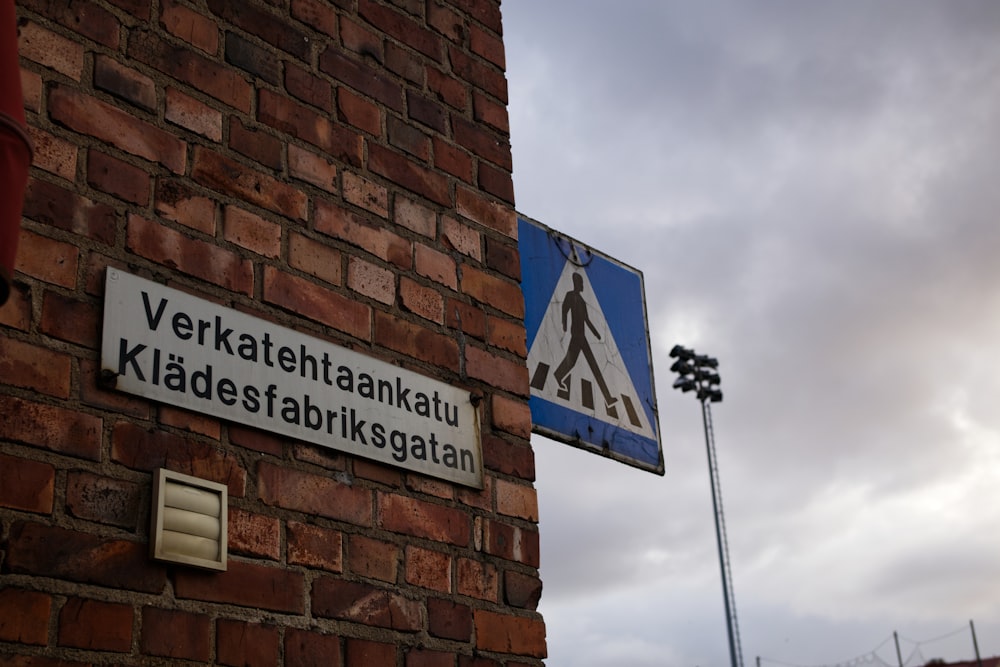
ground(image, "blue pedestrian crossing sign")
xmin=519 ymin=215 xmax=663 ymax=475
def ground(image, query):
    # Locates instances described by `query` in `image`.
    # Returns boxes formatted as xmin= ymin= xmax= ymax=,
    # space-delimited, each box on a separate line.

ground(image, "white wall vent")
xmin=150 ymin=468 xmax=227 ymax=571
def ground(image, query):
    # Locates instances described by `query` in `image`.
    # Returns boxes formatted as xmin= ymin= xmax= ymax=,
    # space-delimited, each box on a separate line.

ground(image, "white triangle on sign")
xmin=527 ymin=262 xmax=656 ymax=440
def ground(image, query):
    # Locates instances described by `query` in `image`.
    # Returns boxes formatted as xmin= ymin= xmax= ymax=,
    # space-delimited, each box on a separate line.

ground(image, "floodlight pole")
xmin=670 ymin=345 xmax=743 ymax=667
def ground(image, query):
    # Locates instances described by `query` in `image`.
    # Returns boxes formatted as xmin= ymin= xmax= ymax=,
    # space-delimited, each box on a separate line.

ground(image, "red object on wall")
xmin=0 ymin=0 xmax=32 ymax=305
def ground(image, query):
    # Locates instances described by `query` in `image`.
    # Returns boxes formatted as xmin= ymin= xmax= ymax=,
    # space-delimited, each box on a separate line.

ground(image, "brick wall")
xmin=1 ymin=0 xmax=545 ymax=664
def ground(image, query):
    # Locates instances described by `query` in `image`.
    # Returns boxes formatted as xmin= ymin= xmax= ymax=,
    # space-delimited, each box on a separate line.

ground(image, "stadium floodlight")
xmin=670 ymin=346 xmax=742 ymax=667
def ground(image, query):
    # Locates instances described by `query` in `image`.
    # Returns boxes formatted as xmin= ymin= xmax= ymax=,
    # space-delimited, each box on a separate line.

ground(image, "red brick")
xmin=87 ymin=149 xmax=151 ymax=205
xmin=504 ymin=571 xmax=543 ymax=611
xmin=27 ymin=126 xmax=77 ymax=180
xmin=457 ymin=475 xmax=491 ymax=511
xmin=0 ymin=395 xmax=101 ymax=461
xmin=483 ymin=519 xmax=540 ymax=568
xmin=289 ymin=144 xmax=338 ymax=193
xmin=160 ymin=0 xmax=218 ymax=53
xmin=313 ymin=578 xmax=423 ymax=631
xmin=0 ymin=589 xmax=51 ymax=645
xmin=358 ymin=0 xmax=440 ymax=59
xmin=15 ymin=228 xmax=79 ymax=289
xmin=287 ymin=61 xmax=333 ymax=112
xmin=229 ymin=508 xmax=281 ymax=560
xmin=400 ymin=277 xmax=444 ymax=323
xmin=407 ymin=90 xmax=448 ymax=134
xmin=427 ymin=597 xmax=471 ymax=642
xmin=141 ymin=607 xmax=211 ymax=661
xmin=0 ymin=454 xmax=53 ymax=514
xmin=18 ymin=21 xmax=84 ymax=81
xmin=373 ymin=311 xmax=459 ymax=372
xmin=487 ymin=316 xmax=526 ymax=357
xmin=448 ymin=44 xmax=507 ymax=103
xmin=445 ymin=299 xmax=485 ymax=340
xmin=406 ymin=475 xmax=454 ymax=500
xmin=174 ymin=560 xmax=305 ymax=614
xmin=353 ymin=459 xmax=404 ymax=487
xmin=5 ymin=521 xmax=167 ymax=592
xmin=339 ymin=15 xmax=382 ymax=59
xmin=449 ymin=0 xmax=501 ymax=32
xmin=457 ymin=557 xmax=497 ymax=602
xmin=21 ymin=67 xmax=42 ymax=113
xmin=166 ymin=86 xmax=223 ymax=141
xmin=319 ymin=48 xmax=403 ymax=113
xmin=465 ymin=345 xmax=529 ymax=396
xmin=41 ymin=291 xmax=100 ymax=347
xmin=23 ymin=178 xmax=116 ymax=245
xmin=337 ymin=86 xmax=381 ymax=136
xmin=395 ymin=196 xmax=436 ymax=238
xmin=427 ymin=1 xmax=464 ymax=43
xmin=291 ymin=0 xmax=339 ymax=38
xmin=474 ymin=610 xmax=546 ymax=658
xmin=161 ymin=406 xmax=223 ymax=440
xmin=109 ymin=0 xmax=151 ymax=21
xmin=262 ymin=266 xmax=371 ymax=341
xmin=0 ymin=281 xmax=31 ymax=330
xmin=79 ymin=358 xmax=152 ymax=419
xmin=316 ymin=200 xmax=411 ymax=268
xmin=223 ymin=206 xmax=282 ymax=258
xmin=485 ymin=236 xmax=520 ymax=279
xmin=427 ymin=66 xmax=468 ymax=111
xmin=345 ymin=638 xmax=397 ymax=667
xmin=207 ymin=0 xmax=309 ymax=60
xmin=347 ymin=256 xmax=395 ymax=305
xmin=368 ymin=143 xmax=451 ymax=207
xmin=21 ymin=0 xmax=120 ymax=48
xmin=388 ymin=115 xmax=431 ymax=161
xmin=478 ymin=161 xmax=514 ymax=204
xmin=258 ymin=89 xmax=363 ymax=167
xmin=470 ymin=23 xmax=505 ymax=69
xmin=491 ymin=394 xmax=531 ymax=439
xmin=343 ymin=171 xmax=389 ymax=217
xmin=49 ymin=86 xmax=186 ymax=173
xmin=225 ymin=32 xmax=281 ymax=86
xmin=405 ymin=545 xmax=451 ymax=593
xmin=0 ymin=335 xmax=72 ymax=399
xmin=407 ymin=648 xmax=455 ymax=667
xmin=229 ymin=424 xmax=285 ymax=456
xmin=126 ymin=214 xmax=254 ymax=295
xmin=289 ymin=232 xmax=343 ymax=286
xmin=287 ymin=521 xmax=344 ymax=572
xmin=258 ymin=461 xmax=373 ymax=526
xmin=377 ymin=492 xmax=468 ymax=546
xmin=461 ymin=266 xmax=523 ymax=318
xmin=442 ymin=216 xmax=482 ymax=260
xmin=128 ymin=31 xmax=252 ymax=112
xmin=191 ymin=146 xmax=308 ymax=220
xmin=58 ymin=598 xmax=133 ymax=653
xmin=155 ymin=179 xmax=217 ymax=235
xmin=111 ymin=422 xmax=247 ymax=497
xmin=216 ymin=619 xmax=279 ymax=667
xmin=229 ymin=116 xmax=282 ymax=169
xmin=456 ymin=187 xmax=516 ymax=237
xmin=481 ymin=434 xmax=534 ymax=481
xmin=495 ymin=479 xmax=538 ymax=522
xmin=433 ymin=137 xmax=474 ymax=182
xmin=94 ymin=54 xmax=155 ymax=111
xmin=292 ymin=443 xmax=349 ymax=473
xmin=453 ymin=118 xmax=511 ymax=174
xmin=347 ymin=534 xmax=399 ymax=583
xmin=473 ymin=90 xmax=508 ymax=133
xmin=285 ymin=628 xmax=342 ymax=667
xmin=65 ymin=471 xmax=141 ymax=529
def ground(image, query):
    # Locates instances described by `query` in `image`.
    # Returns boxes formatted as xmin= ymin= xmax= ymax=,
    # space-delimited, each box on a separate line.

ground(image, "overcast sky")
xmin=502 ymin=2 xmax=1000 ymax=665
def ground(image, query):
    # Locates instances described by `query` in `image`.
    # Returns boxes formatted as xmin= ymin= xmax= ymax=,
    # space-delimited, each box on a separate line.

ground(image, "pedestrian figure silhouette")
xmin=553 ymin=272 xmax=618 ymax=415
